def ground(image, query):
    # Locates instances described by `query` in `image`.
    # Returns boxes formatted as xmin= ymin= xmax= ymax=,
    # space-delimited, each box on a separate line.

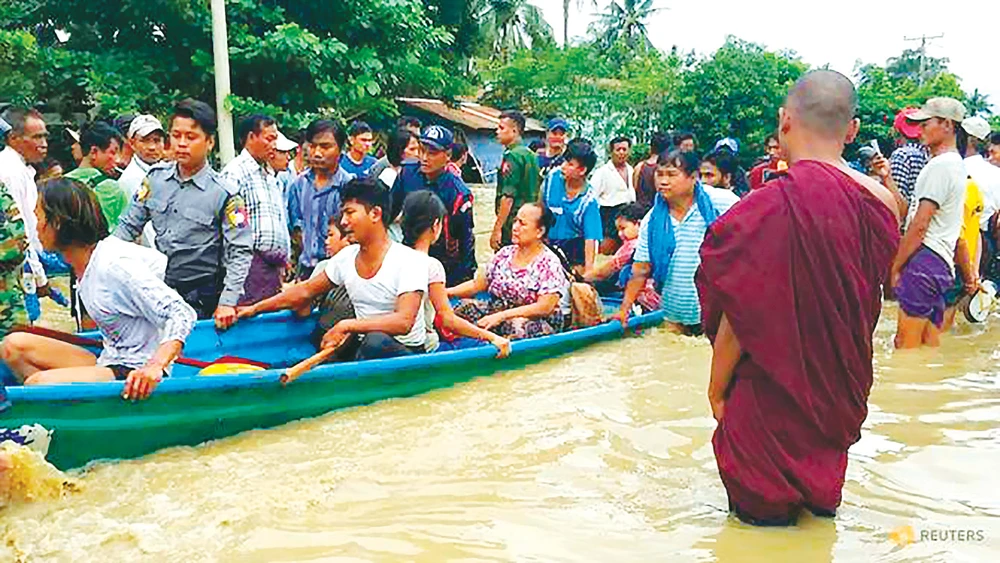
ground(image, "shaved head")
xmin=785 ymin=70 xmax=858 ymax=140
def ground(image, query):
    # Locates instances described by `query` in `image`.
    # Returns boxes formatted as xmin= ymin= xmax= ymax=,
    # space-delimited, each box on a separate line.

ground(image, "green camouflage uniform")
xmin=0 ymin=179 xmax=28 ymax=336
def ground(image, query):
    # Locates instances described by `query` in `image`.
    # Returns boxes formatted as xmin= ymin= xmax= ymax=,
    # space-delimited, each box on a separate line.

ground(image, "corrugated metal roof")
xmin=397 ymin=98 xmax=545 ymax=132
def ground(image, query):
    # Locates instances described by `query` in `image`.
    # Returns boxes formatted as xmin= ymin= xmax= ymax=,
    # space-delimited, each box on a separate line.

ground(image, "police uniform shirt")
xmin=391 ymin=162 xmax=477 ymax=285
xmin=113 ymin=161 xmax=253 ymax=307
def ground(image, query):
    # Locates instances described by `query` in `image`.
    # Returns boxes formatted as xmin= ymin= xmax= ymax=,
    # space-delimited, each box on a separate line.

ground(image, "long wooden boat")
xmin=1 ymin=301 xmax=665 ymax=470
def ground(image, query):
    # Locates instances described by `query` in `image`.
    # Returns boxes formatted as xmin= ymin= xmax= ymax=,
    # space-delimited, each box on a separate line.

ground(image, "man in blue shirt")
xmin=541 ymin=139 xmax=602 ymax=275
xmin=287 ymin=119 xmax=355 ymax=279
xmin=390 ymin=125 xmax=477 ymax=285
xmin=538 ymin=118 xmax=569 ymax=181
xmin=616 ymin=150 xmax=737 ymax=335
xmin=339 ymin=121 xmax=377 ymax=178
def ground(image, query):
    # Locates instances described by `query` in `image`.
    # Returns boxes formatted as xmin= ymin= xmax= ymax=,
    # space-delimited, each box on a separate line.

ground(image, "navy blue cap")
xmin=547 ymin=118 xmax=570 ymax=132
xmin=420 ymin=125 xmax=454 ymax=151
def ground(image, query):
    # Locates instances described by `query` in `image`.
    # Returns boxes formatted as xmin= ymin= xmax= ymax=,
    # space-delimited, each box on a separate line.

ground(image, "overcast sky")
xmin=535 ymin=0 xmax=998 ymax=113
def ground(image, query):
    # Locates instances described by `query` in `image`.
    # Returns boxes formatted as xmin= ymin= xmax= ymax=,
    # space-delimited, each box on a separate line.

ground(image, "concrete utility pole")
xmin=903 ymin=34 xmax=944 ymax=85
xmin=210 ymin=0 xmax=236 ymax=164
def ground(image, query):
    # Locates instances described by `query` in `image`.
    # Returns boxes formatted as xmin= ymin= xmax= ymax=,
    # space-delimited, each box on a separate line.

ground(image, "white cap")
xmin=128 ymin=114 xmax=165 ymax=139
xmin=962 ymin=116 xmax=991 ymax=141
xmin=67 ymin=128 xmax=80 ymax=143
xmin=275 ymin=131 xmax=297 ymax=152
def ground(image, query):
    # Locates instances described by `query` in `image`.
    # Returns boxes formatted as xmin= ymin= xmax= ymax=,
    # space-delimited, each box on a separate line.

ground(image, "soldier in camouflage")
xmin=0 ymin=179 xmax=27 ymax=337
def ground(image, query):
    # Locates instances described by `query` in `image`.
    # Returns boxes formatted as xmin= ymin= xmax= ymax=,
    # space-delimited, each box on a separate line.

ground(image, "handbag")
xmin=569 ymin=281 xmax=604 ymax=329
xmin=547 ymin=242 xmax=605 ymax=329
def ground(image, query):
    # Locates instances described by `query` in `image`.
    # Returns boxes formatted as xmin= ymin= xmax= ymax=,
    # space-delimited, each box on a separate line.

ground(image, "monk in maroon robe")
xmin=696 ymin=70 xmax=903 ymax=526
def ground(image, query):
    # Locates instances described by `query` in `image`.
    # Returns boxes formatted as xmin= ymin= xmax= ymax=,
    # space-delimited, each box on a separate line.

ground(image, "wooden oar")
xmin=12 ymin=325 xmax=270 ymax=370
xmin=280 ymin=346 xmax=338 ymax=385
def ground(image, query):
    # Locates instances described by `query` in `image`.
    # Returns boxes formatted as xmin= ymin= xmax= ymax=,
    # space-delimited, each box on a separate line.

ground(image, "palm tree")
xmin=967 ymin=89 xmax=993 ymax=117
xmin=475 ymin=0 xmax=554 ymax=61
xmin=562 ymin=0 xmax=599 ymax=46
xmin=594 ymin=0 xmax=664 ymax=50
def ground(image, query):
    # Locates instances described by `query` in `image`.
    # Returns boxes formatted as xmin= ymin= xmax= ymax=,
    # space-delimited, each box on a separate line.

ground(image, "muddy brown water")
xmin=1 ymin=188 xmax=997 ymax=561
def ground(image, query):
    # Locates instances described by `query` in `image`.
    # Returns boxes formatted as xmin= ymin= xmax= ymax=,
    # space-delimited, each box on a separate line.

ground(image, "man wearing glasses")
xmin=0 ymin=107 xmax=51 ymax=299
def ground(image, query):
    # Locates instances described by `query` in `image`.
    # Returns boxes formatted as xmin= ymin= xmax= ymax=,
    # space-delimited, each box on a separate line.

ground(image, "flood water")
xmin=2 ymin=190 xmax=1000 ymax=561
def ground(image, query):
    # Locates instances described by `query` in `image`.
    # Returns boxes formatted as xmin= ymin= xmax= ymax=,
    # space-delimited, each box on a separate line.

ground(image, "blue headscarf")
xmin=620 ymin=182 xmax=720 ymax=291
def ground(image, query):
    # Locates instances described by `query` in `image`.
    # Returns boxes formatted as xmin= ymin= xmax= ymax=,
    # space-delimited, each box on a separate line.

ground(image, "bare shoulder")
xmin=840 ymin=165 xmax=900 ymax=219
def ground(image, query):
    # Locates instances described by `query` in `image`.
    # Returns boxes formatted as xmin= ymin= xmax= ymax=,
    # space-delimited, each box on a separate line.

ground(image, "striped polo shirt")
xmin=634 ymin=187 xmax=738 ymax=325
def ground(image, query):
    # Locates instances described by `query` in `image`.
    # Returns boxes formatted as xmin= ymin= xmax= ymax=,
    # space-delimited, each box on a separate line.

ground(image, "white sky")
xmin=536 ymin=0 xmax=998 ymax=113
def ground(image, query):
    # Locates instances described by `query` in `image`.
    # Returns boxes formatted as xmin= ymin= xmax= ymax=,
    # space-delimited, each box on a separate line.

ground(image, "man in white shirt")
xmin=892 ymin=97 xmax=969 ymax=348
xmin=959 ymin=118 xmax=1000 ymax=265
xmin=590 ymin=136 xmax=635 ymax=254
xmin=118 ymin=114 xmax=166 ymax=249
xmin=236 ymin=177 xmax=426 ymax=360
xmin=0 ymin=107 xmax=49 ymax=297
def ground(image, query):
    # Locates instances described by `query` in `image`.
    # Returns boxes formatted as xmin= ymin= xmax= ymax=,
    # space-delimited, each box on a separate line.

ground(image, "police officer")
xmin=390 ymin=125 xmax=476 ymax=285
xmin=114 ymin=99 xmax=253 ymax=329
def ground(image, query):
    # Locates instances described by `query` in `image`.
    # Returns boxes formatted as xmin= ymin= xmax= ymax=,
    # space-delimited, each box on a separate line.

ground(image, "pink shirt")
xmin=613 ymin=238 xmax=661 ymax=312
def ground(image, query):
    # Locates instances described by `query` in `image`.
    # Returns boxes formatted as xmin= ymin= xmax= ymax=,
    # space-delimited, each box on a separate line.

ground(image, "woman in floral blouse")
xmin=448 ymin=202 xmax=569 ymax=339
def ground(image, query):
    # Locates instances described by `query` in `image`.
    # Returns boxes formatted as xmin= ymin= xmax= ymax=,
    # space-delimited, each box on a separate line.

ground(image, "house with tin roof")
xmin=396 ymin=97 xmax=544 ymax=183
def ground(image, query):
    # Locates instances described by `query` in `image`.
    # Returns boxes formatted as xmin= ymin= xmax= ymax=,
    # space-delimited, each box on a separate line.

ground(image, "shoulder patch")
xmin=224 ymin=196 xmax=249 ymax=229
xmin=137 ymin=178 xmax=152 ymax=202
xmin=500 ymin=160 xmax=512 ymax=178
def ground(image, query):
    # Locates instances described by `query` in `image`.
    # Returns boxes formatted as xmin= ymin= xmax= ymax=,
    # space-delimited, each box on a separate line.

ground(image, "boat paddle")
xmin=281 ymin=346 xmax=339 ymax=385
xmin=11 ymin=325 xmax=270 ymax=371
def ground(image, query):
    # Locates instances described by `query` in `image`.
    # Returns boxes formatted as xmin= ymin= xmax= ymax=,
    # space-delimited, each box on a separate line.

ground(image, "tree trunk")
xmin=563 ymin=0 xmax=570 ymax=46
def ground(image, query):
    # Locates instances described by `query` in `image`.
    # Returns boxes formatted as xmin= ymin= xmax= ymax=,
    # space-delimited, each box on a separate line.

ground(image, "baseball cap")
xmin=128 ymin=114 xmax=165 ymax=139
xmin=420 ymin=125 xmax=454 ymax=151
xmin=893 ymin=108 xmax=922 ymax=140
xmin=907 ymin=98 xmax=966 ymax=123
xmin=961 ymin=116 xmax=991 ymax=141
xmin=713 ymin=137 xmax=739 ymax=154
xmin=0 ymin=117 xmax=10 ymax=136
xmin=547 ymin=118 xmax=570 ymax=132
xmin=275 ymin=131 xmax=298 ymax=151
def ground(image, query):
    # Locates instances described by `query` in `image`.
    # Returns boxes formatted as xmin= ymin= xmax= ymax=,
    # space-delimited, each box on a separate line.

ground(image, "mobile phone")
xmin=869 ymin=140 xmax=882 ymax=156
xmin=762 ymin=168 xmax=786 ymax=183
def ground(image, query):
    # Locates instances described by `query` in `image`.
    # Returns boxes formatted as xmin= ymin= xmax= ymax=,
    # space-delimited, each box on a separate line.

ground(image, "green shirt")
xmin=495 ymin=142 xmax=540 ymax=245
xmin=64 ymin=167 xmax=131 ymax=232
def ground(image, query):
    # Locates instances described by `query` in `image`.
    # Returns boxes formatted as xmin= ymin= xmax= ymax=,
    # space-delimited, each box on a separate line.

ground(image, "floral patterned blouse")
xmin=486 ymin=245 xmax=569 ymax=307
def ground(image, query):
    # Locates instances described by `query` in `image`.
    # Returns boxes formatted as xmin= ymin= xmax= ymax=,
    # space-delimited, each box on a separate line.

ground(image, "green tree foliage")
xmin=0 ymin=29 xmax=40 ymax=106
xmin=484 ymin=37 xmax=803 ymax=164
xmin=474 ymin=0 xmax=554 ymax=62
xmin=482 ymin=41 xmax=680 ymax=149
xmin=0 ymin=0 xmax=470 ymax=129
xmin=855 ymin=58 xmax=972 ymax=151
xmin=967 ymin=89 xmax=993 ymax=117
xmin=485 ymin=30 xmax=993 ymax=164
xmin=886 ymin=47 xmax=949 ymax=84
xmin=666 ymin=38 xmax=806 ymax=160
xmin=592 ymin=0 xmax=663 ymax=50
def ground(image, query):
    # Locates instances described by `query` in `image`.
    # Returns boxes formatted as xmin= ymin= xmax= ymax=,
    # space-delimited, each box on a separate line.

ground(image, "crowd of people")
xmin=2 ymin=68 xmax=1000 ymax=527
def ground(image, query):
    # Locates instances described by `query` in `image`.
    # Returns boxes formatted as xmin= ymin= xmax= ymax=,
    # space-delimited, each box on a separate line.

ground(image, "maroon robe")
xmin=696 ymin=160 xmax=900 ymax=523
